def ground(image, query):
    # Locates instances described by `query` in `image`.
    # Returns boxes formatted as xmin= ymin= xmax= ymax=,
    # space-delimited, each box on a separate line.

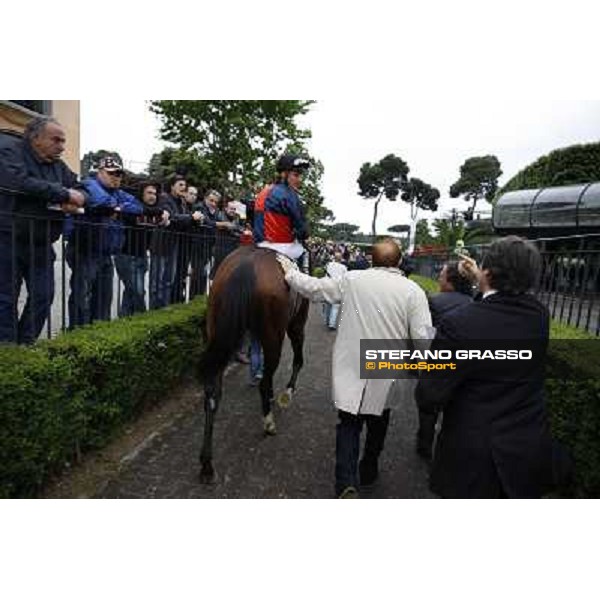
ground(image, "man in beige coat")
xmin=278 ymin=239 xmax=432 ymax=498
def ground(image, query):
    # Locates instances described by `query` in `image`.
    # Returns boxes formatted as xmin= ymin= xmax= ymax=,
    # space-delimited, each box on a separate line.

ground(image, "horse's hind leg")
xmin=258 ymin=330 xmax=285 ymax=436
xmin=278 ymin=298 xmax=309 ymax=409
xmin=200 ymin=370 xmax=223 ymax=483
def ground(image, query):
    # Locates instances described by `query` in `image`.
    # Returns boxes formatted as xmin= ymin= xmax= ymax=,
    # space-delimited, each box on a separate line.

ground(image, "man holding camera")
xmin=416 ymin=236 xmax=561 ymax=498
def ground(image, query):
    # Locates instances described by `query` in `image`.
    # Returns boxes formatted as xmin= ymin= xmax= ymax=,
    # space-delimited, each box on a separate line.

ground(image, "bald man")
xmin=278 ymin=239 xmax=432 ymax=498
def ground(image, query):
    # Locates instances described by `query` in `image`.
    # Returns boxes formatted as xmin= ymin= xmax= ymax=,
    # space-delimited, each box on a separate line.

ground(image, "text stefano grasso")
xmin=363 ymin=349 xmax=533 ymax=361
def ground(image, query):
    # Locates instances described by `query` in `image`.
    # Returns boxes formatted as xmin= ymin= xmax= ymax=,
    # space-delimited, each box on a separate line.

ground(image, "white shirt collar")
xmin=482 ymin=289 xmax=498 ymax=299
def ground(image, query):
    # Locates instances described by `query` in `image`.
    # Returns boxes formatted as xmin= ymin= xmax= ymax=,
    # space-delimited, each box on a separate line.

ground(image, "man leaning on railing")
xmin=116 ymin=181 xmax=169 ymax=316
xmin=0 ymin=116 xmax=87 ymax=344
xmin=64 ymin=156 xmax=143 ymax=328
xmin=210 ymin=198 xmax=244 ymax=280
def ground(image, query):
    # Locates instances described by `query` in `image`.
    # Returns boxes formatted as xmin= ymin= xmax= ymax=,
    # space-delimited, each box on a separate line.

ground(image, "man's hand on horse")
xmin=275 ymin=253 xmax=296 ymax=276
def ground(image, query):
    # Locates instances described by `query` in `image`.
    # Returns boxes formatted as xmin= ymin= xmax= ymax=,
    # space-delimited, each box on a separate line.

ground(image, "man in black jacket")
xmin=115 ymin=182 xmax=167 ymax=316
xmin=416 ymin=236 xmax=555 ymax=498
xmin=0 ymin=117 xmax=86 ymax=343
xmin=149 ymin=175 xmax=202 ymax=308
xmin=189 ymin=189 xmax=220 ymax=297
xmin=211 ymin=199 xmax=243 ymax=278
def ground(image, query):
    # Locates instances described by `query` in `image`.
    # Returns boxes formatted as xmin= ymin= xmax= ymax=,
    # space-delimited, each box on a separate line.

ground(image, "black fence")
xmin=0 ymin=211 xmax=242 ymax=344
xmin=411 ymin=234 xmax=600 ymax=336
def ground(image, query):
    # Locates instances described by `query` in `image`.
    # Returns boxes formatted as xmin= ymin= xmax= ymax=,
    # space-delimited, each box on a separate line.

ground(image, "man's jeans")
xmin=67 ymin=245 xmax=114 ymax=328
xmin=323 ymin=303 xmax=340 ymax=329
xmin=249 ymin=337 xmax=263 ymax=380
xmin=0 ymin=234 xmax=55 ymax=344
xmin=114 ymin=254 xmax=147 ymax=316
xmin=149 ymin=250 xmax=177 ymax=309
xmin=335 ymin=409 xmax=391 ymax=496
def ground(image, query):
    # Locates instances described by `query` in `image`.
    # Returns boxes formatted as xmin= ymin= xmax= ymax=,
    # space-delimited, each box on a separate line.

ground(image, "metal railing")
xmin=411 ymin=234 xmax=600 ymax=336
xmin=0 ymin=210 xmax=242 ymax=344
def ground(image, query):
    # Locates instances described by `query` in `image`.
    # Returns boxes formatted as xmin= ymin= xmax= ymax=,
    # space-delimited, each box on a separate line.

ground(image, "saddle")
xmin=263 ymin=251 xmax=304 ymax=322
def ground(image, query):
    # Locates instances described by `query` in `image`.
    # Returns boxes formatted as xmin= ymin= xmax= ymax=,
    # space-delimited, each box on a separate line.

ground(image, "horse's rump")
xmin=203 ymin=246 xmax=293 ymax=376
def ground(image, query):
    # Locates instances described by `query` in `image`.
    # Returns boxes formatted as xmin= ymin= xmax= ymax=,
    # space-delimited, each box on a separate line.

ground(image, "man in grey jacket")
xmin=278 ymin=239 xmax=432 ymax=498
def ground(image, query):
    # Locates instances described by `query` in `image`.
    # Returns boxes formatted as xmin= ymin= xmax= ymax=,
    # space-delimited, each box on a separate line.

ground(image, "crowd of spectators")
xmin=309 ymin=240 xmax=371 ymax=272
xmin=0 ymin=116 xmax=250 ymax=343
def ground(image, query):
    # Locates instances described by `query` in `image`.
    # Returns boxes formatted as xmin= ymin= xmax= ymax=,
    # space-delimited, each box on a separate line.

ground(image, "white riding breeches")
xmin=257 ymin=240 xmax=305 ymax=260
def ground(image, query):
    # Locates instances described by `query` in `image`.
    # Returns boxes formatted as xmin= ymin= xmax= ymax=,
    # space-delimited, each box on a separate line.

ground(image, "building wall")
xmin=0 ymin=100 xmax=80 ymax=173
xmin=51 ymin=101 xmax=80 ymax=173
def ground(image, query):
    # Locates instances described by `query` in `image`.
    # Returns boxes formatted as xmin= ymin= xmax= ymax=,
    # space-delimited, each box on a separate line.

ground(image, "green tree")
xmin=432 ymin=209 xmax=493 ymax=248
xmin=357 ymin=154 xmax=410 ymax=236
xmin=149 ymin=101 xmax=331 ymax=233
xmin=149 ymin=100 xmax=314 ymax=190
xmin=414 ymin=219 xmax=435 ymax=246
xmin=385 ymin=225 xmax=411 ymax=248
xmin=401 ymin=178 xmax=440 ymax=250
xmin=432 ymin=216 xmax=464 ymax=249
xmin=450 ymin=155 xmax=502 ymax=219
xmin=387 ymin=224 xmax=411 ymax=234
xmin=500 ymin=142 xmax=600 ymax=195
xmin=324 ymin=222 xmax=360 ymax=242
xmin=148 ymin=147 xmax=205 ymax=184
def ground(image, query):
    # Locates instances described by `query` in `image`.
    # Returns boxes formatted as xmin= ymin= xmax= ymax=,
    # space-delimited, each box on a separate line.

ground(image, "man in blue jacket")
xmin=0 ymin=117 xmax=87 ymax=343
xmin=66 ymin=156 xmax=142 ymax=327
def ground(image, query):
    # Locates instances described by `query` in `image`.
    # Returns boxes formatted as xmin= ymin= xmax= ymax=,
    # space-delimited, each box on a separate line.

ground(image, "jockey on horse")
xmin=253 ymin=154 xmax=311 ymax=271
xmin=199 ymin=154 xmax=312 ymax=484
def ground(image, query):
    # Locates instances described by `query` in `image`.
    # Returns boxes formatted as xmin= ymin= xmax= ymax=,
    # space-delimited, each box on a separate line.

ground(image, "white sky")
xmin=81 ymin=98 xmax=600 ymax=235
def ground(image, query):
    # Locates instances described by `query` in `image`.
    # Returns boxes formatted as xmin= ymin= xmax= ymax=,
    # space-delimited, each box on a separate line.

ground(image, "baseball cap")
xmin=97 ymin=156 xmax=124 ymax=171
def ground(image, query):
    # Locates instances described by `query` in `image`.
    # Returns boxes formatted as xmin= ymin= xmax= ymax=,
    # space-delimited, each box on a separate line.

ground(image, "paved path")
xmin=97 ymin=304 xmax=435 ymax=499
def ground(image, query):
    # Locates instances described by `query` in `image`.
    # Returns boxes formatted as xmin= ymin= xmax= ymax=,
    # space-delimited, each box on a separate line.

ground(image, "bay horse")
xmin=199 ymin=245 xmax=309 ymax=484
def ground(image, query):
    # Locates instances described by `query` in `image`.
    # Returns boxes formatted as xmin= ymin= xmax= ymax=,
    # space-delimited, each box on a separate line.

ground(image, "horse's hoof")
xmin=277 ymin=388 xmax=293 ymax=409
xmin=199 ymin=466 xmax=217 ymax=485
xmin=263 ymin=413 xmax=277 ymax=436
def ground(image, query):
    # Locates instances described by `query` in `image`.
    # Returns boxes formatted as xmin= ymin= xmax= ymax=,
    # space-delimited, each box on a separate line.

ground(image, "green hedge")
xmin=0 ymin=298 xmax=207 ymax=498
xmin=500 ymin=142 xmax=600 ymax=195
xmin=545 ymin=339 xmax=600 ymax=497
xmin=409 ymin=274 xmax=440 ymax=295
xmin=411 ymin=275 xmax=600 ymax=496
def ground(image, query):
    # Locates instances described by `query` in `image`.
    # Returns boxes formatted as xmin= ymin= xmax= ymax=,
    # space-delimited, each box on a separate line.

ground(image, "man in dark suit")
xmin=416 ymin=236 xmax=555 ymax=498
xmin=416 ymin=261 xmax=473 ymax=458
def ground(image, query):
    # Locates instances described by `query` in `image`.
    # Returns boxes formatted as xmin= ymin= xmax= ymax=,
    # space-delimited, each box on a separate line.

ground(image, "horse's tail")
xmin=202 ymin=256 xmax=256 ymax=377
